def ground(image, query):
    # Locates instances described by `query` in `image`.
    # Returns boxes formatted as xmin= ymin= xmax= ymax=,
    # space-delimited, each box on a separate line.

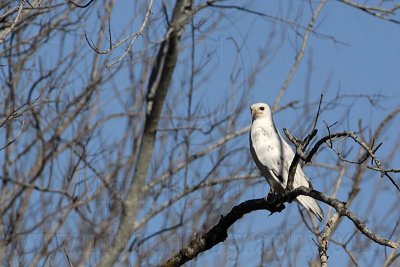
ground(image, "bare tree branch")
xmin=339 ymin=0 xmax=400 ymax=24
xmin=273 ymin=0 xmax=328 ymax=110
xmin=97 ymin=1 xmax=194 ymax=265
xmin=0 ymin=0 xmax=25 ymax=44
xmin=1 ymin=1 xmax=399 ymax=266
xmin=285 ymin=95 xmax=322 ymax=190
xmin=69 ymin=0 xmax=95 ymax=9
xmin=162 ymin=186 xmax=398 ymax=267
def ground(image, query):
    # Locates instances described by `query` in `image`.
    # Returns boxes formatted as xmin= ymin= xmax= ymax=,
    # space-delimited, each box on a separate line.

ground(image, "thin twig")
xmin=273 ymin=0 xmax=328 ymax=110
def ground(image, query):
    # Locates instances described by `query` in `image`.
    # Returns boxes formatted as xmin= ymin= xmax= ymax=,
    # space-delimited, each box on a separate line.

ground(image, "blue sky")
xmin=162 ymin=1 xmax=400 ymax=266
xmin=60 ymin=0 xmax=400 ymax=265
xmin=13 ymin=1 xmax=399 ymax=266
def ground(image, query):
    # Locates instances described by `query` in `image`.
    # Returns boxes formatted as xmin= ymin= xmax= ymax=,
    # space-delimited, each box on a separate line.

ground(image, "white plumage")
xmin=249 ymin=103 xmax=323 ymax=221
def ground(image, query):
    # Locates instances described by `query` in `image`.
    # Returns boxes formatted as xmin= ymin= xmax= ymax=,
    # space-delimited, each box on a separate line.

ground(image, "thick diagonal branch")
xmin=97 ymin=1 xmax=193 ymax=266
xmin=161 ymin=187 xmax=398 ymax=267
xmin=161 ymin=198 xmax=285 ymax=267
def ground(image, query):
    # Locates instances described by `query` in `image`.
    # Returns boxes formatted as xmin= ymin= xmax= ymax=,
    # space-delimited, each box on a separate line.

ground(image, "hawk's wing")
xmin=250 ymin=126 xmax=312 ymax=191
xmin=250 ymin=125 xmax=323 ymax=221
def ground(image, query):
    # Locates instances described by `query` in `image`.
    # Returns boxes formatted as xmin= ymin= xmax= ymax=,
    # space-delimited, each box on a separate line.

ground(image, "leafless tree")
xmin=0 ymin=1 xmax=399 ymax=266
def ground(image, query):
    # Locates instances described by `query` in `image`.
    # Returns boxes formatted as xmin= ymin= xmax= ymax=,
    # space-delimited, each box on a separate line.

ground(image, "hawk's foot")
xmin=265 ymin=193 xmax=285 ymax=213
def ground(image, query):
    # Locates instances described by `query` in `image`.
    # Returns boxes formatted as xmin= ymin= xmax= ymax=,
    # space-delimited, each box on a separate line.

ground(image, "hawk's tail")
xmin=296 ymin=195 xmax=324 ymax=222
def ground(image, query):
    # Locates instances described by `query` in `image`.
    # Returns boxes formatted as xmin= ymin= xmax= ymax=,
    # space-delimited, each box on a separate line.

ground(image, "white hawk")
xmin=249 ymin=103 xmax=323 ymax=221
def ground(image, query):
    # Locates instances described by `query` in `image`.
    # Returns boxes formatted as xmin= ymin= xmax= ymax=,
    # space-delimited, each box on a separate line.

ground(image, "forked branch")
xmin=161 ymin=186 xmax=398 ymax=267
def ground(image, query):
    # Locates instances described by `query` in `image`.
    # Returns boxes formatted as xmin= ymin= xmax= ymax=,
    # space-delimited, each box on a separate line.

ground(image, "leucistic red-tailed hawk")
xmin=249 ymin=103 xmax=323 ymax=221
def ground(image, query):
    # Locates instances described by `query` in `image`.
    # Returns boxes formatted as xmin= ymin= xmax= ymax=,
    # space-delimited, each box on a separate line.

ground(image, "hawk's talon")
xmin=265 ymin=192 xmax=285 ymax=213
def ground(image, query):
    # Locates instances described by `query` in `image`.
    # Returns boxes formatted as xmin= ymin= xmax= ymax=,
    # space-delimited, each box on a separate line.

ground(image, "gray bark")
xmin=97 ymin=1 xmax=193 ymax=266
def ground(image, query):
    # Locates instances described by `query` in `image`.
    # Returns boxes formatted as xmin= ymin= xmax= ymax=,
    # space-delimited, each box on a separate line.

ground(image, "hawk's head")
xmin=250 ymin=103 xmax=272 ymax=121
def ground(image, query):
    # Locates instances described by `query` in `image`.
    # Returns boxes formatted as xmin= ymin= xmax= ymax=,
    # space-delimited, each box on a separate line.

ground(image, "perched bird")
xmin=249 ymin=103 xmax=324 ymax=221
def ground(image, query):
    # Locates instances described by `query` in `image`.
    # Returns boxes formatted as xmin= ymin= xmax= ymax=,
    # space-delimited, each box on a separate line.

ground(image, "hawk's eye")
xmin=260 ymin=107 xmax=265 ymax=111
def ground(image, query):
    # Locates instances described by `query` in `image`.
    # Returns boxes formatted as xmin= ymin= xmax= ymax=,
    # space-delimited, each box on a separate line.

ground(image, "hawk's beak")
xmin=251 ymin=107 xmax=256 ymax=117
